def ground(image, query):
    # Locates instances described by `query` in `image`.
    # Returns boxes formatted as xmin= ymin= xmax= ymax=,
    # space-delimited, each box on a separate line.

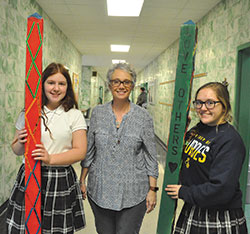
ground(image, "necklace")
xmin=112 ymin=101 xmax=130 ymax=129
xmin=116 ymin=121 xmax=121 ymax=128
xmin=113 ymin=105 xmax=130 ymax=129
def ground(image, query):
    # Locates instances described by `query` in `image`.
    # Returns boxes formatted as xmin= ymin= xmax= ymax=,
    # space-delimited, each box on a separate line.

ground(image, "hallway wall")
xmin=0 ymin=0 xmax=82 ymax=203
xmin=80 ymin=66 xmax=92 ymax=110
xmin=135 ymin=0 xmax=250 ymax=145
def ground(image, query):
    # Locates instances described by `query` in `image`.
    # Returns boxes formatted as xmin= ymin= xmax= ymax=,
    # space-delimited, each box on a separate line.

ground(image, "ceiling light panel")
xmin=112 ymin=59 xmax=126 ymax=64
xmin=107 ymin=0 xmax=144 ymax=17
xmin=111 ymin=44 xmax=130 ymax=52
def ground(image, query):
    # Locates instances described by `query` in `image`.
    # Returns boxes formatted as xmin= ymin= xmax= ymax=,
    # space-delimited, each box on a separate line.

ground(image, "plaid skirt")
xmin=174 ymin=203 xmax=248 ymax=234
xmin=6 ymin=164 xmax=86 ymax=234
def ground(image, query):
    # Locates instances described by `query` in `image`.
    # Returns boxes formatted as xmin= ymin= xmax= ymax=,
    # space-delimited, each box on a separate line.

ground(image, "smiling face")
xmin=195 ymin=88 xmax=225 ymax=126
xmin=44 ymin=72 xmax=68 ymax=110
xmin=109 ymin=69 xmax=133 ymax=101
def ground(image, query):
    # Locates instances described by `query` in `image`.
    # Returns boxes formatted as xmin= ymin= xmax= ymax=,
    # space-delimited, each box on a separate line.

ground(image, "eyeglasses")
xmin=193 ymin=100 xmax=221 ymax=109
xmin=109 ymin=79 xmax=133 ymax=88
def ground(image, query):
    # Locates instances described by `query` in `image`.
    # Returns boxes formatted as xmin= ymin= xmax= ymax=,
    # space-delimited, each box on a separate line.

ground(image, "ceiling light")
xmin=107 ymin=0 xmax=144 ymax=17
xmin=111 ymin=44 xmax=130 ymax=52
xmin=112 ymin=59 xmax=126 ymax=64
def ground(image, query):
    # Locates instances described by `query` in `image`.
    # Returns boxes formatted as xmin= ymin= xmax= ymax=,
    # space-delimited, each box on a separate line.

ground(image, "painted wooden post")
xmin=24 ymin=13 xmax=43 ymax=234
xmin=157 ymin=20 xmax=197 ymax=234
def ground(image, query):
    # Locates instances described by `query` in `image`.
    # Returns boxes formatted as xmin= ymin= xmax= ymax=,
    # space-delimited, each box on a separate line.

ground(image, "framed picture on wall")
xmin=148 ymin=80 xmax=156 ymax=105
xmin=72 ymin=72 xmax=79 ymax=101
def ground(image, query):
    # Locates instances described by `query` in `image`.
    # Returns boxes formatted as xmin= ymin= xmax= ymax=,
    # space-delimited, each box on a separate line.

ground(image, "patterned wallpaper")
xmin=0 ymin=0 xmax=82 ymax=203
xmin=79 ymin=66 xmax=91 ymax=110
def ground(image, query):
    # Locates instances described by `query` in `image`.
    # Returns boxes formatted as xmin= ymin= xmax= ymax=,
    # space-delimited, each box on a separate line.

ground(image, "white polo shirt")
xmin=16 ymin=105 xmax=87 ymax=165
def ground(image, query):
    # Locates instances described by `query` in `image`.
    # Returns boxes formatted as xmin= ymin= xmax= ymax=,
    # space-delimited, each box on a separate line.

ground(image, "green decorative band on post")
xmin=25 ymin=22 xmax=42 ymax=98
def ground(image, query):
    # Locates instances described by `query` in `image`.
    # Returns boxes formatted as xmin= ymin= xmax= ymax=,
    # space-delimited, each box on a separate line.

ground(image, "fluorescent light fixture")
xmin=107 ymin=0 xmax=144 ymax=17
xmin=111 ymin=44 xmax=130 ymax=52
xmin=112 ymin=59 xmax=126 ymax=64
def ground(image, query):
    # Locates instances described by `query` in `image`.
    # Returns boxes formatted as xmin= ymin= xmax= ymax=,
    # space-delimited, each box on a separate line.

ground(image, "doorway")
xmin=98 ymin=86 xmax=103 ymax=104
xmin=235 ymin=42 xmax=250 ymax=207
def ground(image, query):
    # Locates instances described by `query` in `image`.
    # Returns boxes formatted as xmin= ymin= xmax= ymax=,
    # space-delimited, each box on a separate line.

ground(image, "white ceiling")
xmin=35 ymin=0 xmax=221 ymax=78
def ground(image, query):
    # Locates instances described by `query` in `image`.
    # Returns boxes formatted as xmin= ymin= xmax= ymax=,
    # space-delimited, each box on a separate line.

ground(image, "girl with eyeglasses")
xmin=165 ymin=81 xmax=248 ymax=233
xmin=80 ymin=63 xmax=159 ymax=234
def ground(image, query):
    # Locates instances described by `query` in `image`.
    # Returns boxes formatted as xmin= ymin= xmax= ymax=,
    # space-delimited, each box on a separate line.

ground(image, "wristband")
xmin=149 ymin=186 xmax=159 ymax=192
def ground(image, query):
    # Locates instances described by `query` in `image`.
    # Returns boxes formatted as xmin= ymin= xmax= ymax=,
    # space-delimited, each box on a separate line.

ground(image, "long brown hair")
xmin=42 ymin=63 xmax=78 ymax=111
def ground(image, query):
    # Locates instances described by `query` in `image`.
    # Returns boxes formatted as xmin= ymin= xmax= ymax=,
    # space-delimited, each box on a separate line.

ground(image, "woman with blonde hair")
xmin=166 ymin=81 xmax=248 ymax=233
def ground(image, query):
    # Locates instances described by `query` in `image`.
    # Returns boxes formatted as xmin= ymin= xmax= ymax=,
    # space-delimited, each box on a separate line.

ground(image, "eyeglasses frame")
xmin=193 ymin=100 xmax=221 ymax=109
xmin=109 ymin=79 xmax=134 ymax=88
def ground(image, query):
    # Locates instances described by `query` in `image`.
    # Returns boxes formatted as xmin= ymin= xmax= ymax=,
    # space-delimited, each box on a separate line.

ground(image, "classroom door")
xmin=235 ymin=43 xmax=250 ymax=206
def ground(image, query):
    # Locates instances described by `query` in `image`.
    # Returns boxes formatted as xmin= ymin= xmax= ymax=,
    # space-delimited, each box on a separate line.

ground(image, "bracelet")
xmin=149 ymin=186 xmax=159 ymax=192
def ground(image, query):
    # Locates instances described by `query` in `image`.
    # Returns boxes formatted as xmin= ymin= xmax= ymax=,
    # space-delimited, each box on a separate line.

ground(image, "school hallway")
xmin=1 ymin=0 xmax=250 ymax=233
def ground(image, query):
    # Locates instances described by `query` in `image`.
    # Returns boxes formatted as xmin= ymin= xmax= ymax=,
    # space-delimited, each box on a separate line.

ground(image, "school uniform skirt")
xmin=174 ymin=203 xmax=248 ymax=234
xmin=6 ymin=164 xmax=86 ymax=234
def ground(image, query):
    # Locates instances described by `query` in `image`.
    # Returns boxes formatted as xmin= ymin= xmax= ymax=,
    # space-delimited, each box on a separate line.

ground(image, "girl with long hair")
xmin=7 ymin=63 xmax=87 ymax=233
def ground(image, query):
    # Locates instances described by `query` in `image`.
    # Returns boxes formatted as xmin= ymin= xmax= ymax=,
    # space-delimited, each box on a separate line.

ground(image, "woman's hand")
xmin=146 ymin=190 xmax=157 ymax=213
xmin=80 ymin=168 xmax=89 ymax=200
xmin=165 ymin=184 xmax=181 ymax=199
xmin=17 ymin=128 xmax=28 ymax=144
xmin=80 ymin=182 xmax=87 ymax=200
xmin=12 ymin=128 xmax=28 ymax=155
xmin=32 ymin=144 xmax=51 ymax=164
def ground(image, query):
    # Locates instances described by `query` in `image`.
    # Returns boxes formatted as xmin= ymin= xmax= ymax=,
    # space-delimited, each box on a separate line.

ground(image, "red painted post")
xmin=24 ymin=13 xmax=43 ymax=234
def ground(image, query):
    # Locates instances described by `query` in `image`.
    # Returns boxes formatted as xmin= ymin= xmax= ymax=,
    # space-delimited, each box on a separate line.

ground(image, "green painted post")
xmin=157 ymin=20 xmax=197 ymax=234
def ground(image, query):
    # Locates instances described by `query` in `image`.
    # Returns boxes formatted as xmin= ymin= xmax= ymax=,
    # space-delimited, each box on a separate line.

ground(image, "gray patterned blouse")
xmin=81 ymin=101 xmax=159 ymax=211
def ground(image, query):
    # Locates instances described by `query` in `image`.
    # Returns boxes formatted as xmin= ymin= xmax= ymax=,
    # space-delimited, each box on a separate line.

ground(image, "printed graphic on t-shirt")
xmin=184 ymin=134 xmax=211 ymax=168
